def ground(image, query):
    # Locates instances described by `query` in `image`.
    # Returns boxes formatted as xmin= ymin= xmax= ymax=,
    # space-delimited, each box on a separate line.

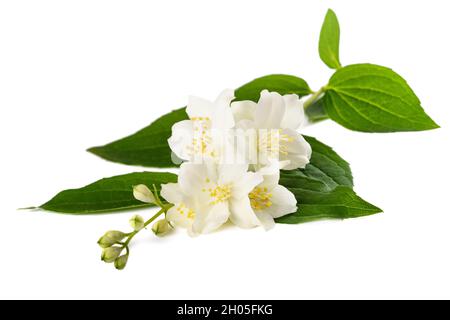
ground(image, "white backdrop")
xmin=1 ymin=0 xmax=449 ymax=299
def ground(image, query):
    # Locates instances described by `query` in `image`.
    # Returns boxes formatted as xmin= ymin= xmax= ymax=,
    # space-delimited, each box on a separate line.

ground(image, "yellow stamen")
xmin=249 ymin=187 xmax=273 ymax=211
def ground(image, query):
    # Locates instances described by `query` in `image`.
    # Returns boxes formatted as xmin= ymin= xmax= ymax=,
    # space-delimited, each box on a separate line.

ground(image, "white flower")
xmin=168 ymin=89 xmax=236 ymax=163
xmin=247 ymin=161 xmax=298 ymax=230
xmin=160 ymin=161 xmax=263 ymax=236
xmin=231 ymin=90 xmax=312 ymax=170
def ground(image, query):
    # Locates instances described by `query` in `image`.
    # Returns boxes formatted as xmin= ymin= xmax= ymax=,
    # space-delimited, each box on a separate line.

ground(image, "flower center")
xmin=249 ymin=187 xmax=273 ymax=211
xmin=203 ymin=180 xmax=232 ymax=205
xmin=188 ymin=117 xmax=216 ymax=157
xmin=258 ymin=129 xmax=294 ymax=157
xmin=176 ymin=203 xmax=196 ymax=219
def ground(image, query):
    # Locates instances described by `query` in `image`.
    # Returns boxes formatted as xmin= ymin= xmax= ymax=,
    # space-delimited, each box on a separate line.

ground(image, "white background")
xmin=1 ymin=0 xmax=449 ymax=299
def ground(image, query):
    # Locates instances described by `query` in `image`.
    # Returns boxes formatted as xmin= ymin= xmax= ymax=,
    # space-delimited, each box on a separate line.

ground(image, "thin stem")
xmin=123 ymin=208 xmax=166 ymax=248
xmin=303 ymin=86 xmax=327 ymax=110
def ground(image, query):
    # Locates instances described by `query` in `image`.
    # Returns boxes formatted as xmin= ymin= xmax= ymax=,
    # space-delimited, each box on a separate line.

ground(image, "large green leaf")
xmin=275 ymin=186 xmax=381 ymax=224
xmin=280 ymin=136 xmax=352 ymax=193
xmin=88 ymin=108 xmax=187 ymax=167
xmin=40 ymin=172 xmax=177 ymax=214
xmin=324 ymin=64 xmax=439 ymax=132
xmin=319 ymin=9 xmax=342 ymax=69
xmin=277 ymin=135 xmax=380 ymax=223
xmin=88 ymin=74 xmax=311 ymax=167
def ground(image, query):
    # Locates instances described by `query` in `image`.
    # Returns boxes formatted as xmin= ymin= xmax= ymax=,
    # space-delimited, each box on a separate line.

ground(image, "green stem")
xmin=123 ymin=208 xmax=166 ymax=249
xmin=303 ymin=86 xmax=327 ymax=110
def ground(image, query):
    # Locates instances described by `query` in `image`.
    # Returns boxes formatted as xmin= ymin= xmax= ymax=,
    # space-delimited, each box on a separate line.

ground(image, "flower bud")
xmin=129 ymin=215 xmax=145 ymax=231
xmin=97 ymin=231 xmax=126 ymax=248
xmin=133 ymin=185 xmax=156 ymax=204
xmin=101 ymin=246 xmax=123 ymax=263
xmin=152 ymin=219 xmax=172 ymax=236
xmin=114 ymin=255 xmax=128 ymax=270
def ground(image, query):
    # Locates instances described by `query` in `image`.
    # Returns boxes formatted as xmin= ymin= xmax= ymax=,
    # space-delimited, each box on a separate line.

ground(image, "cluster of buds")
xmin=98 ymin=230 xmax=129 ymax=270
xmin=98 ymin=184 xmax=173 ymax=270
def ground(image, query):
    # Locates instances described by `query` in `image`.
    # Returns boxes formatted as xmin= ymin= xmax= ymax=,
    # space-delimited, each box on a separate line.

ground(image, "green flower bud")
xmin=133 ymin=184 xmax=156 ymax=204
xmin=97 ymin=230 xmax=126 ymax=248
xmin=114 ymin=255 xmax=128 ymax=270
xmin=152 ymin=219 xmax=172 ymax=236
xmin=129 ymin=215 xmax=145 ymax=231
xmin=101 ymin=246 xmax=123 ymax=263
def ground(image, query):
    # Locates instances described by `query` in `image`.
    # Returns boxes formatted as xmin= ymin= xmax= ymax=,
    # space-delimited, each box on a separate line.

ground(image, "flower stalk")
xmin=303 ymin=86 xmax=327 ymax=110
xmin=98 ymin=185 xmax=172 ymax=270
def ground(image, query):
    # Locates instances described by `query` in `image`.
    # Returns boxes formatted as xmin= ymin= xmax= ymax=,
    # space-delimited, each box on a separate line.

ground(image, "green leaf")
xmin=40 ymin=172 xmax=177 ymax=214
xmin=235 ymin=74 xmax=311 ymax=102
xmin=88 ymin=74 xmax=311 ymax=167
xmin=319 ymin=9 xmax=342 ymax=69
xmin=88 ymin=108 xmax=187 ymax=167
xmin=276 ymin=186 xmax=382 ymax=224
xmin=280 ymin=135 xmax=353 ymax=192
xmin=324 ymin=63 xmax=439 ymax=132
xmin=278 ymin=136 xmax=380 ymax=223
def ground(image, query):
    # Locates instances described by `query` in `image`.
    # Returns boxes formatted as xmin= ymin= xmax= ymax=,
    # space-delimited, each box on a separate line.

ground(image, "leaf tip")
xmin=87 ymin=146 xmax=101 ymax=155
xmin=17 ymin=206 xmax=38 ymax=211
xmin=326 ymin=8 xmax=336 ymax=16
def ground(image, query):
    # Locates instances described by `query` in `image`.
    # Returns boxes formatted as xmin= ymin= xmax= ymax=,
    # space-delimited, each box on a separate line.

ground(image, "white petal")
xmin=133 ymin=184 xmax=156 ymax=204
xmin=178 ymin=162 xmax=209 ymax=196
xmin=217 ymin=163 xmax=249 ymax=185
xmin=211 ymin=90 xmax=235 ymax=130
xmin=160 ymin=183 xmax=183 ymax=204
xmin=232 ymin=171 xmax=263 ymax=200
xmin=265 ymin=185 xmax=297 ymax=218
xmin=280 ymin=130 xmax=312 ymax=170
xmin=166 ymin=205 xmax=193 ymax=229
xmin=231 ymin=100 xmax=257 ymax=123
xmin=168 ymin=120 xmax=194 ymax=161
xmin=282 ymin=154 xmax=311 ymax=170
xmin=192 ymin=202 xmax=230 ymax=234
xmin=214 ymin=89 xmax=235 ymax=106
xmin=280 ymin=94 xmax=305 ymax=130
xmin=187 ymin=95 xmax=214 ymax=119
xmin=229 ymin=197 xmax=260 ymax=229
xmin=254 ymin=90 xmax=286 ymax=129
xmin=211 ymin=105 xmax=235 ymax=130
xmin=257 ymin=161 xmax=281 ymax=190
xmin=257 ymin=212 xmax=276 ymax=230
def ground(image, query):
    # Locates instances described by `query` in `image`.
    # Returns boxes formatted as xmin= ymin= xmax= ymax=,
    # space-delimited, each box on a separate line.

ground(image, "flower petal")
xmin=280 ymin=129 xmax=312 ymax=170
xmin=211 ymin=89 xmax=235 ymax=130
xmin=214 ymin=88 xmax=235 ymax=106
xmin=232 ymin=171 xmax=263 ymax=200
xmin=191 ymin=202 xmax=230 ymax=234
xmin=166 ymin=205 xmax=193 ymax=229
xmin=217 ymin=163 xmax=249 ymax=185
xmin=160 ymin=183 xmax=183 ymax=204
xmin=256 ymin=212 xmax=276 ymax=230
xmin=257 ymin=161 xmax=282 ymax=190
xmin=231 ymin=100 xmax=257 ymax=123
xmin=265 ymin=185 xmax=297 ymax=218
xmin=178 ymin=162 xmax=209 ymax=196
xmin=187 ymin=95 xmax=214 ymax=119
xmin=168 ymin=120 xmax=194 ymax=161
xmin=282 ymin=154 xmax=311 ymax=170
xmin=254 ymin=90 xmax=286 ymax=129
xmin=281 ymin=94 xmax=305 ymax=130
xmin=229 ymin=197 xmax=261 ymax=229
